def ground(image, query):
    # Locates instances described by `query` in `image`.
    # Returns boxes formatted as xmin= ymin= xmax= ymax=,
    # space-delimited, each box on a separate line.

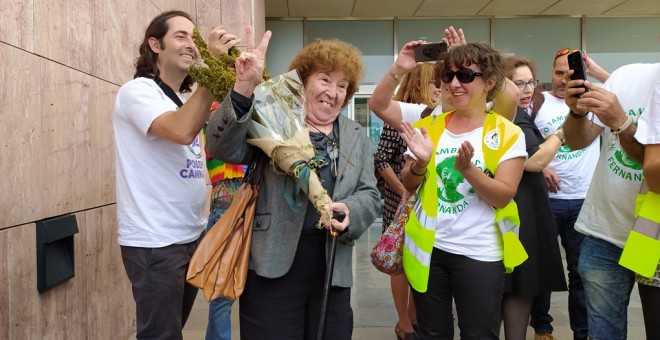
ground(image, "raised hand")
xmin=399 ymin=120 xmax=434 ymax=165
xmin=234 ymin=26 xmax=271 ymax=97
xmin=392 ymin=40 xmax=425 ymax=75
xmin=207 ymin=25 xmax=241 ymax=56
xmin=576 ymin=82 xmax=628 ymax=130
xmin=444 ymin=26 xmax=466 ymax=50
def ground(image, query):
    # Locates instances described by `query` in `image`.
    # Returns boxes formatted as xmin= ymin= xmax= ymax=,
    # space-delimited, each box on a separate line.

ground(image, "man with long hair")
xmin=113 ymin=11 xmax=236 ymax=339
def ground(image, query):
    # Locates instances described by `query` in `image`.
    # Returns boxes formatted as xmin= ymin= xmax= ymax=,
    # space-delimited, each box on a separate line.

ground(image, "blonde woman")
xmin=374 ymin=62 xmax=437 ymax=339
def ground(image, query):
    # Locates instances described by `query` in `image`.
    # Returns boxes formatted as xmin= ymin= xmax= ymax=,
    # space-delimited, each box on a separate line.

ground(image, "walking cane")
xmin=317 ymin=211 xmax=346 ymax=340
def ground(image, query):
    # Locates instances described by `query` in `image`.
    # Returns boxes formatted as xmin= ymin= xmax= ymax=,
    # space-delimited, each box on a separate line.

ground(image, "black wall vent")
xmin=36 ymin=214 xmax=79 ymax=293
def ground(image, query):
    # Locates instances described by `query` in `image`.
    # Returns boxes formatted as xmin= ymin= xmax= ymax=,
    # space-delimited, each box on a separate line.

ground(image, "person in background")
xmin=113 ymin=11 xmax=226 ymax=340
xmin=501 ymin=56 xmax=567 ymax=340
xmin=397 ymin=42 xmax=527 ymax=339
xmin=374 ymin=62 xmax=438 ymax=340
xmin=206 ymin=34 xmax=381 ymax=339
xmin=563 ymin=60 xmax=659 ymax=340
xmin=633 ymin=80 xmax=660 ymax=340
xmin=197 ymin=26 xmax=243 ymax=340
xmin=529 ymin=48 xmax=609 ymax=340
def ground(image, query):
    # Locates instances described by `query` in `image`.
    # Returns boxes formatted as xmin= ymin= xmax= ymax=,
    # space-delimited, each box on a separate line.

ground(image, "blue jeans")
xmin=530 ymin=198 xmax=588 ymax=340
xmin=205 ymin=206 xmax=236 ymax=340
xmin=578 ymin=235 xmax=636 ymax=340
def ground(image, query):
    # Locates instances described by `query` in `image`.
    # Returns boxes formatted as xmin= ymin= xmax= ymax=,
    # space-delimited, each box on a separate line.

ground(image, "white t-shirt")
xmin=113 ymin=77 xmax=207 ymax=247
xmin=534 ymin=92 xmax=600 ymax=199
xmin=406 ymin=125 xmax=527 ymax=261
xmin=635 ymin=77 xmax=660 ymax=145
xmin=575 ymin=63 xmax=660 ymax=248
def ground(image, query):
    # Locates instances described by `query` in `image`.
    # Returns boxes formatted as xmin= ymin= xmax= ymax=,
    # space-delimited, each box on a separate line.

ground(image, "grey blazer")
xmin=206 ymin=93 xmax=381 ymax=287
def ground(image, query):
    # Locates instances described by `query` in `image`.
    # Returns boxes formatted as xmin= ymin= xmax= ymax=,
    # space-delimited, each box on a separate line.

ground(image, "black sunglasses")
xmin=441 ymin=68 xmax=483 ymax=84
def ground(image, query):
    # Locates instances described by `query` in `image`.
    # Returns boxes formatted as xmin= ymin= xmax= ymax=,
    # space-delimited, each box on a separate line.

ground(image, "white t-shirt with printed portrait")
xmin=406 ymin=124 xmax=527 ymax=262
xmin=534 ymin=92 xmax=600 ymax=199
xmin=113 ymin=77 xmax=207 ymax=248
xmin=575 ymin=63 xmax=660 ymax=248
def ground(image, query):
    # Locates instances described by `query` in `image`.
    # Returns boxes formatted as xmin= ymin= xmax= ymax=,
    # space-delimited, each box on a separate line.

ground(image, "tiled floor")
xmin=130 ymin=219 xmax=646 ymax=339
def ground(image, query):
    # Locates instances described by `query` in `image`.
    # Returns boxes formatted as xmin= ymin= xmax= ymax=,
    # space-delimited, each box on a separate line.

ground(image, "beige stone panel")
xmin=88 ymin=79 xmax=118 ymax=206
xmin=0 ymin=0 xmax=34 ymax=51
xmin=220 ymin=0 xmax=258 ymax=50
xmin=253 ymin=0 xmax=266 ymax=42
xmin=0 ymin=231 xmax=8 ymax=340
xmin=34 ymin=0 xmax=67 ymax=66
xmin=0 ymin=44 xmax=43 ymax=230
xmin=40 ymin=60 xmax=91 ymax=217
xmin=151 ymin=0 xmax=196 ymax=15
xmin=66 ymin=0 xmax=95 ymax=73
xmin=195 ymin=0 xmax=224 ymax=38
xmin=7 ymin=224 xmax=39 ymax=339
xmin=34 ymin=212 xmax=87 ymax=339
xmin=84 ymin=205 xmax=135 ymax=339
xmin=92 ymin=0 xmax=160 ymax=85
xmin=34 ymin=0 xmax=93 ymax=73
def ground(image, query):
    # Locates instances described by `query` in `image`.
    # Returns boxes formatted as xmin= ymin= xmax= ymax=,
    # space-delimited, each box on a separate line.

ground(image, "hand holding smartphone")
xmin=413 ymin=42 xmax=448 ymax=62
xmin=567 ymin=50 xmax=588 ymax=98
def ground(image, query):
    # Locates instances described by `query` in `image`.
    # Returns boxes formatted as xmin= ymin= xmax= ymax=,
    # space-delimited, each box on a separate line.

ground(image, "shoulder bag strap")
xmin=153 ymin=76 xmax=184 ymax=108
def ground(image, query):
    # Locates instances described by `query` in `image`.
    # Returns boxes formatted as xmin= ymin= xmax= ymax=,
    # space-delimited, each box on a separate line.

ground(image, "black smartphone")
xmin=413 ymin=42 xmax=448 ymax=62
xmin=567 ymin=50 xmax=588 ymax=98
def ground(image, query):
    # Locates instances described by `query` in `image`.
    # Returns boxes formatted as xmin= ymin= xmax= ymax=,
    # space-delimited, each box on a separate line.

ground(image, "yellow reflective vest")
xmin=403 ymin=111 xmax=529 ymax=293
xmin=619 ymin=181 xmax=660 ymax=278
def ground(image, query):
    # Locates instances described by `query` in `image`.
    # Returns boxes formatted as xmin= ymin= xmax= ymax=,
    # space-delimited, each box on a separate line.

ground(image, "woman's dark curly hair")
xmin=134 ymin=10 xmax=195 ymax=93
xmin=435 ymin=42 xmax=505 ymax=102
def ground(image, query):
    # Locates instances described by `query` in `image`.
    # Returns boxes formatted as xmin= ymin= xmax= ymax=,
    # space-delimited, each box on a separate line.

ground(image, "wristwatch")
xmin=553 ymin=130 xmax=566 ymax=145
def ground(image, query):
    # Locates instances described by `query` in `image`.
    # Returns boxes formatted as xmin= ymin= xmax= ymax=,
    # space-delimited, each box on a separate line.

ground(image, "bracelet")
xmin=569 ymin=110 xmax=588 ymax=119
xmin=610 ymin=116 xmax=633 ymax=135
xmin=553 ymin=130 xmax=566 ymax=145
xmin=389 ymin=71 xmax=402 ymax=82
xmin=410 ymin=161 xmax=427 ymax=176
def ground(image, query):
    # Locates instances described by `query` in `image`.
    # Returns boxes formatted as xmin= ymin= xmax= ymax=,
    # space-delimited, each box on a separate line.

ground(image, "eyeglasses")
xmin=441 ymin=68 xmax=483 ymax=84
xmin=555 ymin=48 xmax=587 ymax=62
xmin=513 ymin=79 xmax=539 ymax=90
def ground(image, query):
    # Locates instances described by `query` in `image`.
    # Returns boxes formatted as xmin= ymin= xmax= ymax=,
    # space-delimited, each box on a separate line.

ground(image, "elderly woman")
xmin=206 ymin=34 xmax=381 ymax=339
xmin=397 ymin=43 xmax=527 ymax=339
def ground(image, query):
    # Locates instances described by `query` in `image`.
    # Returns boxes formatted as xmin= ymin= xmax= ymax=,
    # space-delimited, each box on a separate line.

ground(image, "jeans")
xmin=530 ymin=198 xmax=588 ymax=340
xmin=205 ymin=206 xmax=236 ymax=340
xmin=578 ymin=235 xmax=636 ymax=340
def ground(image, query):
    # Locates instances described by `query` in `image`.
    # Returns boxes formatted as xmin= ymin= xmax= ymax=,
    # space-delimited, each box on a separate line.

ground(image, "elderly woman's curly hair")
xmin=436 ymin=42 xmax=505 ymax=102
xmin=288 ymin=39 xmax=364 ymax=107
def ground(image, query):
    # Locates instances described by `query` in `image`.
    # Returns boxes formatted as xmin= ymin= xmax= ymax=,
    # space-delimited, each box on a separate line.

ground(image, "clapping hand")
xmin=455 ymin=141 xmax=475 ymax=173
xmin=399 ymin=120 xmax=433 ymax=165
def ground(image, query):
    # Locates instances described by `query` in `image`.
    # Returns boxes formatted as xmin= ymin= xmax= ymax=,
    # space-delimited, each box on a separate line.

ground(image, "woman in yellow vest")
xmin=399 ymin=43 xmax=527 ymax=339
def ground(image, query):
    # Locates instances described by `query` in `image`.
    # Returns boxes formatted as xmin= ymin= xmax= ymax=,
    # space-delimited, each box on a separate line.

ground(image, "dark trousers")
xmin=411 ymin=248 xmax=504 ymax=340
xmin=239 ymin=233 xmax=353 ymax=340
xmin=530 ymin=198 xmax=588 ymax=340
xmin=121 ymin=239 xmax=200 ymax=340
xmin=639 ymin=283 xmax=660 ymax=340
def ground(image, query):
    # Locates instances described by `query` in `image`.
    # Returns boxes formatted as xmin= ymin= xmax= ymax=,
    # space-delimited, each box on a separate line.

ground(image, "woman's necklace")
xmin=306 ymin=120 xmax=340 ymax=176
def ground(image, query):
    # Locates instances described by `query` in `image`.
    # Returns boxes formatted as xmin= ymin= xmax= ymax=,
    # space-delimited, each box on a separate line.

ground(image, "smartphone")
xmin=413 ymin=42 xmax=448 ymax=62
xmin=567 ymin=50 xmax=588 ymax=98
